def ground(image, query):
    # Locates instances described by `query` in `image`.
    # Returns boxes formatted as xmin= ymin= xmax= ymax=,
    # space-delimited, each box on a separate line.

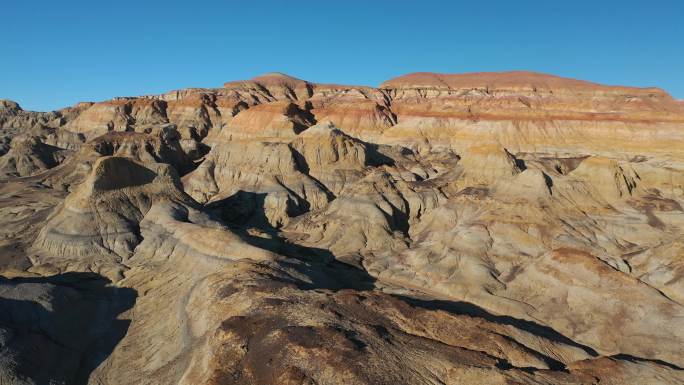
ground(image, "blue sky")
xmin=3 ymin=1 xmax=683 ymax=111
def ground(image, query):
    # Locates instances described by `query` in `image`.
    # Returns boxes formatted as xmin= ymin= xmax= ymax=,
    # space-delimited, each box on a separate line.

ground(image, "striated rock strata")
xmin=1 ymin=71 xmax=684 ymax=384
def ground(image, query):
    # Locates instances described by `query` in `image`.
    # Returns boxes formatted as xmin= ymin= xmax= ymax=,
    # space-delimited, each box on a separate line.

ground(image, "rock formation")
xmin=1 ymin=71 xmax=684 ymax=384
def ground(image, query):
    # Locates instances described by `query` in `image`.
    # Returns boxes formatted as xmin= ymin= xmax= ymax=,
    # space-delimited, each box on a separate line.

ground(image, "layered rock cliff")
xmin=1 ymin=71 xmax=684 ymax=385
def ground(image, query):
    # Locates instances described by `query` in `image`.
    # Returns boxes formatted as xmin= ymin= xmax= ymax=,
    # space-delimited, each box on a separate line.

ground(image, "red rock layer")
xmin=53 ymin=71 xmax=684 ymax=157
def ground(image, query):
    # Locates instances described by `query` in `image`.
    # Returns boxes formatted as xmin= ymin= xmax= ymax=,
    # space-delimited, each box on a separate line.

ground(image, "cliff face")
xmin=1 ymin=72 xmax=684 ymax=385
xmin=55 ymin=71 xmax=684 ymax=158
xmin=379 ymin=71 xmax=684 ymax=156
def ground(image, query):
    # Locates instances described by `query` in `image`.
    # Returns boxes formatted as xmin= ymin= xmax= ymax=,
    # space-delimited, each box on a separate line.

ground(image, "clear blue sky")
xmin=3 ymin=0 xmax=683 ymax=111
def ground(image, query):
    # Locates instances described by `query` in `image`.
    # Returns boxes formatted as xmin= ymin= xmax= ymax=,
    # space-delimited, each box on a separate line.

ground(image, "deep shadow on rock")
xmin=393 ymin=295 xmax=599 ymax=358
xmin=206 ymin=190 xmax=377 ymax=292
xmin=0 ymin=272 xmax=137 ymax=385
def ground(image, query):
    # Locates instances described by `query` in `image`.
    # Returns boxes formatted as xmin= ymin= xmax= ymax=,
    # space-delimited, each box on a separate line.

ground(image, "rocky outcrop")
xmin=89 ymin=128 xmax=204 ymax=175
xmin=183 ymin=138 xmax=330 ymax=227
xmin=31 ymin=156 xmax=191 ymax=278
xmin=0 ymin=135 xmax=69 ymax=178
xmin=64 ymin=99 xmax=168 ymax=136
xmin=454 ymin=144 xmax=523 ymax=187
xmin=219 ymin=101 xmax=315 ymax=141
xmin=569 ymin=156 xmax=640 ymax=202
xmin=0 ymin=102 xmax=86 ymax=179
xmin=379 ymin=71 xmax=684 ymax=156
xmin=1 ymin=71 xmax=684 ymax=384
xmin=289 ymin=121 xmax=386 ymax=193
xmin=0 ymin=100 xmax=69 ymax=130
xmin=49 ymin=71 xmax=684 ymax=157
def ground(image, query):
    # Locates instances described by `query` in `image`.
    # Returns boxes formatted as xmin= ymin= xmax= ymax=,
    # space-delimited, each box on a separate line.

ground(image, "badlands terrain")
xmin=1 ymin=71 xmax=683 ymax=384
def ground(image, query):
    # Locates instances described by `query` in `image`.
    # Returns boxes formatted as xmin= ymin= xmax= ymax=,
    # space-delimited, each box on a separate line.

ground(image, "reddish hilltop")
xmin=224 ymin=72 xmax=310 ymax=88
xmin=380 ymin=71 xmax=669 ymax=96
